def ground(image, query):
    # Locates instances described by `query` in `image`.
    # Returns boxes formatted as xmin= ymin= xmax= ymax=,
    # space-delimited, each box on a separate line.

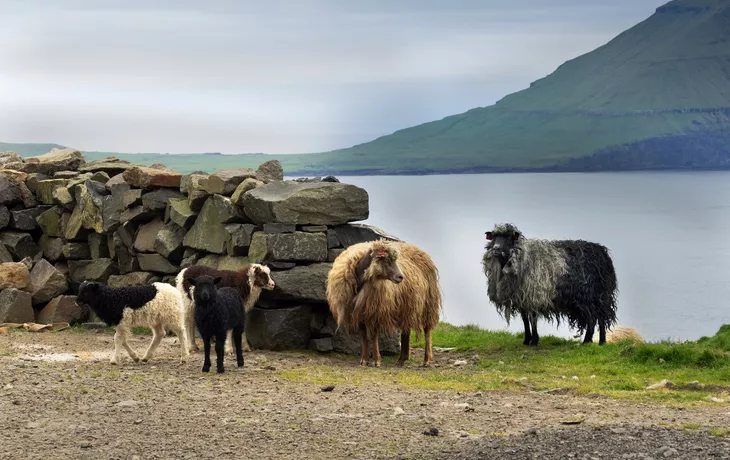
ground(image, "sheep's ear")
xmin=355 ymin=252 xmax=373 ymax=285
xmin=189 ymin=279 xmax=197 ymax=287
xmin=213 ymin=277 xmax=223 ymax=285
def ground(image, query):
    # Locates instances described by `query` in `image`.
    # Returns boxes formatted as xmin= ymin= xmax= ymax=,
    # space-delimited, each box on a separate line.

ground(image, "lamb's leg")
xmin=370 ymin=327 xmax=381 ymax=368
xmin=114 ymin=324 xmax=140 ymax=364
xmin=598 ymin=321 xmax=607 ymax=345
xmin=110 ymin=325 xmax=125 ymax=365
xmin=232 ymin=325 xmax=244 ymax=368
xmin=202 ymin=335 xmax=212 ymax=373
xmin=172 ymin=321 xmax=190 ymax=364
xmin=423 ymin=326 xmax=434 ymax=367
xmin=396 ymin=328 xmax=410 ymax=367
xmin=359 ymin=323 xmax=369 ymax=367
xmin=529 ymin=314 xmax=539 ymax=346
xmin=215 ymin=332 xmax=226 ymax=374
xmin=187 ymin=305 xmax=199 ymax=352
xmin=241 ymin=331 xmax=252 ymax=352
xmin=583 ymin=318 xmax=595 ymax=344
xmin=521 ymin=311 xmax=532 ymax=346
xmin=141 ymin=324 xmax=165 ymax=362
xmin=225 ymin=329 xmax=234 ymax=355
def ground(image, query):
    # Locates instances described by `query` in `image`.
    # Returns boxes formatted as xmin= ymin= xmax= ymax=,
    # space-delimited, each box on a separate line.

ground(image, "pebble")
xmin=321 ymin=385 xmax=335 ymax=392
xmin=115 ymin=400 xmax=139 ymax=408
xmin=452 ymin=360 xmax=468 ymax=367
xmin=710 ymin=397 xmax=724 ymax=403
xmin=79 ymin=442 xmax=92 ymax=449
xmin=525 ymin=427 xmax=538 ymax=436
xmin=423 ymin=427 xmax=439 ymax=436
xmin=393 ymin=407 xmax=405 ymax=416
xmin=572 ymin=376 xmax=580 ymax=381
xmin=134 ymin=419 xmax=143 ymax=425
xmin=454 ymin=403 xmax=471 ymax=410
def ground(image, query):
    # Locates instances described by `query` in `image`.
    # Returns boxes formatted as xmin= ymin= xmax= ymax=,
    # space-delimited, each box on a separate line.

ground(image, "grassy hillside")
xmin=0 ymin=142 xmax=66 ymax=157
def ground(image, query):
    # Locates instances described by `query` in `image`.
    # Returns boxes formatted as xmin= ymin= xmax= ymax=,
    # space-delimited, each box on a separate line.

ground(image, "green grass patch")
xmin=279 ymin=322 xmax=730 ymax=405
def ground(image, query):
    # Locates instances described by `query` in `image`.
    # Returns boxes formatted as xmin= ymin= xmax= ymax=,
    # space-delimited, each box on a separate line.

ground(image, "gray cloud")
xmin=1 ymin=0 xmax=666 ymax=153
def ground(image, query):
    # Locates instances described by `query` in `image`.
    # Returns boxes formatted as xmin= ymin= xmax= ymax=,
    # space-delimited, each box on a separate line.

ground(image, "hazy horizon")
xmin=2 ymin=0 xmax=666 ymax=155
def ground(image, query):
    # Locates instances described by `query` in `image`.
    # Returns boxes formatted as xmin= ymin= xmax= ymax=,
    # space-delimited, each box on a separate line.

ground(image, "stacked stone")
xmin=0 ymin=148 xmax=401 ymax=355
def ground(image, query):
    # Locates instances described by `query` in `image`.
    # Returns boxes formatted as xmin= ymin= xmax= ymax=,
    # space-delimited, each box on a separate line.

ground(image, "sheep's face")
xmin=190 ymin=275 xmax=223 ymax=304
xmin=252 ymin=265 xmax=275 ymax=290
xmin=485 ymin=224 xmax=521 ymax=268
xmin=76 ymin=281 xmax=101 ymax=306
xmin=368 ymin=245 xmax=404 ymax=284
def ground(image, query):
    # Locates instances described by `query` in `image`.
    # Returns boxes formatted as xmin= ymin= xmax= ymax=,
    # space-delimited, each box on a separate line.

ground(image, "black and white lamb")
xmin=76 ymin=281 xmax=189 ymax=365
xmin=189 ymin=275 xmax=245 ymax=374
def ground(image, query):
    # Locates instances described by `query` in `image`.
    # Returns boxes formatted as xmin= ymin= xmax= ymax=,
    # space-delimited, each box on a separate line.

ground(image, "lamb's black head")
xmin=485 ymin=223 xmax=522 ymax=267
xmin=189 ymin=275 xmax=223 ymax=304
xmin=76 ymin=281 xmax=102 ymax=306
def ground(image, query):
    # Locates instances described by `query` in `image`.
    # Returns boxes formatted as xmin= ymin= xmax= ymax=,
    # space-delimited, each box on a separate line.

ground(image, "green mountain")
xmin=3 ymin=0 xmax=729 ymax=175
xmin=0 ymin=142 xmax=67 ymax=157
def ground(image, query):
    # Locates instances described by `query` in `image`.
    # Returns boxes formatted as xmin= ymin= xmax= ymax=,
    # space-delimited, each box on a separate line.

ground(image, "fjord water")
xmin=341 ymin=171 xmax=730 ymax=342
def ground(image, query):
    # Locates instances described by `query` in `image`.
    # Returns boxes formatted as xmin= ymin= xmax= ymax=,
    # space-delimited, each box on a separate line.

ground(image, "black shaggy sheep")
xmin=482 ymin=223 xmax=618 ymax=346
xmin=189 ymin=275 xmax=245 ymax=373
xmin=76 ymin=281 xmax=189 ymax=364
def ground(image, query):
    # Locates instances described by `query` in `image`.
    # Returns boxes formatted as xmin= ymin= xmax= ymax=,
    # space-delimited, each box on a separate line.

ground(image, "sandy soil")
xmin=1 ymin=331 xmax=729 ymax=460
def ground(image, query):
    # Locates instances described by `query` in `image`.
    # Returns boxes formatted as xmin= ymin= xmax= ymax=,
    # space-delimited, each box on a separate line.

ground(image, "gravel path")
xmin=1 ymin=331 xmax=729 ymax=459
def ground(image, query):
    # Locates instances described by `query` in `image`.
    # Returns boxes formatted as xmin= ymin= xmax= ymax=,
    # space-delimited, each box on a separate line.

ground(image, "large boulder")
xmin=64 ymin=182 xmax=105 ymax=239
xmin=137 ymin=253 xmax=179 ymax=274
xmin=108 ymin=272 xmax=161 ymax=288
xmin=154 ymin=221 xmax=186 ymax=262
xmin=123 ymin=166 xmax=183 ymax=189
xmin=248 ymin=231 xmax=327 ymax=263
xmin=68 ymin=259 xmax=118 ymax=284
xmin=102 ymin=180 xmax=131 ymax=233
xmin=142 ymin=188 xmax=183 ymax=213
xmin=133 ymin=218 xmax=165 ymax=253
xmin=18 ymin=148 xmax=85 ymax=175
xmin=180 ymin=173 xmax=208 ymax=195
xmin=182 ymin=195 xmax=247 ymax=254
xmin=78 ymin=157 xmax=134 ymax=176
xmin=255 ymin=160 xmax=284 ymax=183
xmin=0 ymin=232 xmax=41 ymax=261
xmin=329 ymin=223 xmax=402 ymax=248
xmin=166 ymin=198 xmax=197 ymax=229
xmin=202 ymin=168 xmax=257 ymax=195
xmin=262 ymin=263 xmax=331 ymax=303
xmin=123 ymin=189 xmax=143 ymax=208
xmin=188 ymin=189 xmax=209 ymax=212
xmin=119 ymin=205 xmax=156 ymax=224
xmin=0 ymin=288 xmax=34 ymax=323
xmin=241 ymin=181 xmax=369 ymax=225
xmin=28 ymin=259 xmax=68 ymax=305
xmin=333 ymin=328 xmax=400 ymax=356
xmin=25 ymin=173 xmax=50 ymax=193
xmin=0 ymin=262 xmax=30 ymax=290
xmin=10 ymin=207 xmax=50 ymax=231
xmin=225 ymin=224 xmax=255 ymax=256
xmin=0 ymin=175 xmax=22 ymax=206
xmin=231 ymin=178 xmax=264 ymax=206
xmin=36 ymin=295 xmax=87 ymax=325
xmin=36 ymin=206 xmax=63 ymax=237
xmin=247 ymin=305 xmax=312 ymax=350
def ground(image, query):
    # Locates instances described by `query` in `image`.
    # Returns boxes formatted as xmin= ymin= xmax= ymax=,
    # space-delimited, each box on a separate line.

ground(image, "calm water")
xmin=337 ymin=172 xmax=730 ymax=342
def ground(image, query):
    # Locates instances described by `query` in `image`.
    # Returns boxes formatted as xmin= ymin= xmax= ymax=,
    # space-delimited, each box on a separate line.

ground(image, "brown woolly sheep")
xmin=176 ymin=264 xmax=275 ymax=353
xmin=326 ymin=239 xmax=442 ymax=367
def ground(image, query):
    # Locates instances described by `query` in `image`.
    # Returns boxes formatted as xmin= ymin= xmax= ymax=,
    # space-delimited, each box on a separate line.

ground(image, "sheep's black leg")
xmin=521 ymin=311 xmax=532 ymax=346
xmin=359 ymin=323 xmax=369 ymax=367
xmin=397 ymin=328 xmax=410 ymax=367
xmin=202 ymin=335 xmax=212 ymax=373
xmin=583 ymin=318 xmax=595 ymax=344
xmin=232 ymin=325 xmax=244 ymax=368
xmin=529 ymin=314 xmax=539 ymax=346
xmin=598 ymin=322 xmax=607 ymax=345
xmin=215 ymin=333 xmax=226 ymax=373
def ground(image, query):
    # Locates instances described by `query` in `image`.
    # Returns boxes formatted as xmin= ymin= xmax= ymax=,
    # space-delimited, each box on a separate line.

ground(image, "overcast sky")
xmin=1 ymin=0 xmax=666 ymax=154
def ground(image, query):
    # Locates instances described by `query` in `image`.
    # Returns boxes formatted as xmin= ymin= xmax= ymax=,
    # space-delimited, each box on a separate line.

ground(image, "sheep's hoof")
xmin=373 ymin=361 xmax=382 ymax=368
xmin=202 ymin=366 xmax=210 ymax=373
xmin=422 ymin=362 xmax=433 ymax=368
xmin=396 ymin=360 xmax=406 ymax=368
xmin=110 ymin=359 xmax=118 ymax=365
xmin=217 ymin=367 xmax=225 ymax=374
xmin=131 ymin=357 xmax=140 ymax=363
xmin=359 ymin=359 xmax=368 ymax=367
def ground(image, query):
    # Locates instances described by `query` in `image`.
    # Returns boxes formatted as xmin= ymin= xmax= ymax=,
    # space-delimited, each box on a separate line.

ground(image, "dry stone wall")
xmin=0 ymin=148 xmax=402 ymax=355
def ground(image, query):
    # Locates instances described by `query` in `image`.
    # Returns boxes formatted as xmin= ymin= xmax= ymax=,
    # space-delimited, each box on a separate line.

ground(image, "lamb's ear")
xmin=354 ymin=252 xmax=373 ymax=289
xmin=213 ymin=277 xmax=223 ymax=285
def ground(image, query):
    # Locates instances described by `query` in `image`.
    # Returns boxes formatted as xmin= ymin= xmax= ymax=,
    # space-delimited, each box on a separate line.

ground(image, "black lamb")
xmin=190 ymin=275 xmax=245 ymax=373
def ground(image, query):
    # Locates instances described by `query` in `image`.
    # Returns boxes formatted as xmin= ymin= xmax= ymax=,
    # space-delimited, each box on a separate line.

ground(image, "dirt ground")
xmin=1 ymin=331 xmax=730 ymax=460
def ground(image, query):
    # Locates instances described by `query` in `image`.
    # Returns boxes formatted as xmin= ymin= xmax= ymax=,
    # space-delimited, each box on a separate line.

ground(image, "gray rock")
xmin=0 ymin=205 xmax=9 ymax=230
xmin=28 ymin=259 xmax=69 ymax=305
xmin=166 ymin=198 xmax=197 ymax=229
xmin=142 ymin=188 xmax=183 ymax=213
xmin=35 ymin=179 xmax=67 ymax=205
xmin=231 ymin=178 xmax=264 ymax=206
xmin=255 ymin=160 xmax=284 ymax=183
xmin=180 ymin=173 xmax=208 ymax=195
xmin=65 ymin=182 xmax=105 ymax=239
xmin=247 ymin=305 xmax=312 ymax=350
xmin=137 ymin=253 xmax=179 ymax=274
xmin=330 ymin=223 xmax=402 ymax=248
xmin=101 ymin=180 xmax=131 ymax=233
xmin=120 ymin=205 xmax=155 ymax=224
xmin=104 ymin=173 xmax=127 ymax=190
xmin=180 ymin=251 xmax=202 ymax=269
xmin=88 ymin=233 xmax=110 ymax=259
xmin=0 ymin=175 xmax=22 ymax=205
xmin=248 ymin=231 xmax=327 ymax=263
xmin=188 ymin=189 xmax=209 ymax=212
xmin=309 ymin=338 xmax=333 ymax=353
xmin=202 ymin=168 xmax=257 ymax=195
xmin=225 ymin=224 xmax=255 ymax=256
xmin=328 ymin=248 xmax=344 ymax=262
xmin=18 ymin=182 xmax=38 ymax=208
xmin=117 ymin=222 xmax=138 ymax=249
xmin=53 ymin=187 xmax=75 ymax=211
xmin=10 ymin=207 xmax=49 ymax=231
xmin=24 ymin=173 xmax=49 ymax=194
xmin=123 ymin=189 xmax=143 ymax=208
xmin=182 ymin=195 xmax=247 ymax=254
xmin=18 ymin=148 xmax=85 ymax=175
xmin=333 ymin=328 xmax=400 ymax=356
xmin=154 ymin=221 xmax=186 ymax=262
xmin=90 ymin=171 xmax=110 ymax=184
xmin=122 ymin=166 xmax=183 ymax=189
xmin=78 ymin=157 xmax=134 ymax=176
xmin=0 ymin=244 xmax=12 ymax=264
xmin=68 ymin=259 xmax=118 ymax=284
xmin=262 ymin=263 xmax=331 ymax=303
xmin=108 ymin=272 xmax=161 ymax=288
xmin=268 ymin=261 xmax=296 ymax=270
xmin=310 ymin=310 xmax=337 ymax=338
xmin=301 ymin=225 xmax=328 ymax=233
xmin=242 ymin=181 xmax=369 ymax=225
xmin=0 ymin=288 xmax=34 ymax=323
xmin=39 ymin=236 xmax=64 ymax=262
xmin=54 ymin=170 xmax=79 ymax=179
xmin=263 ymin=223 xmax=296 ymax=234
xmin=134 ymin=218 xmax=165 ymax=253
xmin=0 ymin=232 xmax=41 ymax=261
xmin=35 ymin=206 xmax=63 ymax=237
xmin=113 ymin=235 xmax=140 ymax=275
xmin=0 ymin=151 xmax=22 ymax=166
xmin=62 ymin=242 xmax=91 ymax=260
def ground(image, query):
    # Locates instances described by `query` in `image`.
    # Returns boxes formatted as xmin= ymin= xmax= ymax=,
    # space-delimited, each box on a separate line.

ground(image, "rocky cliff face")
xmin=0 ymin=148 xmax=402 ymax=355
